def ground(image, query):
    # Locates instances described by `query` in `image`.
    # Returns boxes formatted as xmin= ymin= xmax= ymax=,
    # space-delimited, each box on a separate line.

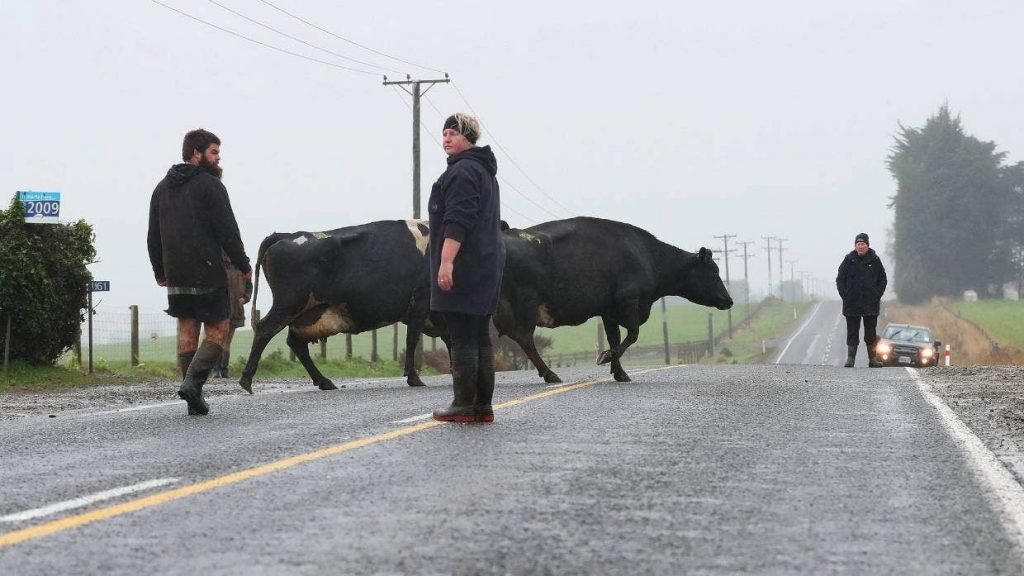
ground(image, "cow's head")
xmin=675 ymin=247 xmax=733 ymax=310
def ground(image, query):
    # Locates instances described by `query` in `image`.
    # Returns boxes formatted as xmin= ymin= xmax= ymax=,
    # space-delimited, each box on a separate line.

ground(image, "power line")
xmin=204 ymin=0 xmax=404 ymax=74
xmin=149 ymin=0 xmax=379 ymax=76
xmin=257 ymin=0 xmax=445 ymax=75
xmin=450 ymin=80 xmax=573 ymax=215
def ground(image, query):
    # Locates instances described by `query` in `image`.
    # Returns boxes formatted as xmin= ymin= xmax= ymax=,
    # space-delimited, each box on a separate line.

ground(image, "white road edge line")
xmin=775 ymin=301 xmax=824 ymax=364
xmin=391 ymin=413 xmax=433 ymax=424
xmin=906 ymin=366 xmax=1024 ymax=550
xmin=0 ymin=478 xmax=180 ymax=523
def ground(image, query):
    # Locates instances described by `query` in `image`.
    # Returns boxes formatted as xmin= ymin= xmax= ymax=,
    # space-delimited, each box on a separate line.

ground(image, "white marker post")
xmin=944 ymin=344 xmax=951 ymax=367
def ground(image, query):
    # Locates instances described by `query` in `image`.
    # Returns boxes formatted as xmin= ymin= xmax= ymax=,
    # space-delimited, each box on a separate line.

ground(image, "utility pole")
xmin=775 ymin=238 xmax=787 ymax=301
xmin=737 ymin=241 xmax=756 ymax=318
xmin=384 ymin=74 xmax=450 ymax=365
xmin=787 ymin=260 xmax=797 ymax=302
xmin=761 ymin=236 xmax=775 ymax=297
xmin=713 ymin=234 xmax=736 ymax=337
xmin=382 ymin=73 xmax=451 ymax=218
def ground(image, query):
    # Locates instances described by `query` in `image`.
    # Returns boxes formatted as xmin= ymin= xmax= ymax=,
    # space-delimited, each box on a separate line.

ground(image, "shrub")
xmin=0 ymin=196 xmax=96 ymax=365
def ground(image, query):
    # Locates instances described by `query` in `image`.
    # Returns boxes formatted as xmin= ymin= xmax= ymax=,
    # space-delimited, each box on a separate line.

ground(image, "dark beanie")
xmin=855 ymin=232 xmax=869 ymax=245
xmin=443 ymin=114 xmax=479 ymax=144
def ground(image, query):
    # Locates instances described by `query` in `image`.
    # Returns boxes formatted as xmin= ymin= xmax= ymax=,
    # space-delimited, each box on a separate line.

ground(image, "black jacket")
xmin=836 ymin=248 xmax=887 ymax=316
xmin=427 ymin=146 xmax=506 ymax=315
xmin=147 ymin=164 xmax=250 ymax=289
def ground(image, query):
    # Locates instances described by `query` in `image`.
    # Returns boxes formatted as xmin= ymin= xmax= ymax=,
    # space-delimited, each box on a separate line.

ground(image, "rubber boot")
xmin=867 ymin=345 xmax=883 ymax=368
xmin=433 ymin=355 xmax=478 ymax=423
xmin=177 ymin=351 xmax=196 ymax=380
xmin=213 ymin=348 xmax=230 ymax=379
xmin=844 ymin=345 xmax=857 ymax=368
xmin=178 ymin=341 xmax=222 ymax=416
xmin=474 ymin=350 xmax=496 ymax=423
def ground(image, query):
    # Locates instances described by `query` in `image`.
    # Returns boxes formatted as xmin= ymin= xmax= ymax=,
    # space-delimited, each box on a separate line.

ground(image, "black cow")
xmin=494 ymin=217 xmax=733 ymax=383
xmin=239 ymin=220 xmax=441 ymax=392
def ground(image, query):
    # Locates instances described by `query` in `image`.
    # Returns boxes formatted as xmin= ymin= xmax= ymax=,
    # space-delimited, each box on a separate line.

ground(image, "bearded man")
xmin=147 ymin=129 xmax=251 ymax=415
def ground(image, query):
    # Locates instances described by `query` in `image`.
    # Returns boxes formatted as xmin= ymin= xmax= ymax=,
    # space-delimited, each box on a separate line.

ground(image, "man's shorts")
xmin=166 ymin=288 xmax=230 ymax=323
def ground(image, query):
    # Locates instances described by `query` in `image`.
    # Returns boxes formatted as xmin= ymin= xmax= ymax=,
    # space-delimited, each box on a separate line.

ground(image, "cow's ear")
xmin=698 ymin=247 xmax=709 ymax=262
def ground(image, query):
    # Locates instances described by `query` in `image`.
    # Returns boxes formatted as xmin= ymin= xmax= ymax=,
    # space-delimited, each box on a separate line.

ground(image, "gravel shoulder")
xmin=921 ymin=365 xmax=1024 ymax=482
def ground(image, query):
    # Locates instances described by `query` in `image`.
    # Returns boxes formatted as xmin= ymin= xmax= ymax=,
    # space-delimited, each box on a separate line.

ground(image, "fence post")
xmin=371 ymin=329 xmax=379 ymax=362
xmin=129 ymin=305 xmax=140 ymax=367
xmin=393 ymin=323 xmax=399 ymax=362
xmin=660 ymin=297 xmax=670 ymax=365
xmin=319 ymin=338 xmax=327 ymax=361
xmin=707 ymin=312 xmax=715 ymax=357
xmin=73 ymin=337 xmax=81 ymax=369
xmin=346 ymin=334 xmax=353 ymax=359
xmin=597 ymin=322 xmax=605 ymax=355
xmin=3 ymin=315 xmax=11 ymax=376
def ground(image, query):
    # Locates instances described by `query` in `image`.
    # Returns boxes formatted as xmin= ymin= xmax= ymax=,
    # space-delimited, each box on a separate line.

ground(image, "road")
xmin=775 ymin=299 xmax=863 ymax=366
xmin=2 ymin=356 xmax=1023 ymax=573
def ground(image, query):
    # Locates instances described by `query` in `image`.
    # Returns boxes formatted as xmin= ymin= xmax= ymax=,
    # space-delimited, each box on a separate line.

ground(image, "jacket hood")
xmin=447 ymin=145 xmax=497 ymax=176
xmin=165 ymin=163 xmax=204 ymax=187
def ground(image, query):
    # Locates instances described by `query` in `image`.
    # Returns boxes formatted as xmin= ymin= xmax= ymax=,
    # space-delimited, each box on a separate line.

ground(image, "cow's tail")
xmin=250 ymin=232 xmax=292 ymax=329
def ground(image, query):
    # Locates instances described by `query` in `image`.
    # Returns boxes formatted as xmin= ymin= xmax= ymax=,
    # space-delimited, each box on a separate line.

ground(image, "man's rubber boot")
xmin=178 ymin=341 xmax=222 ymax=416
xmin=474 ymin=350 xmax=496 ymax=423
xmin=844 ymin=345 xmax=857 ymax=368
xmin=177 ymin=351 xmax=196 ymax=380
xmin=433 ymin=359 xmax=477 ymax=423
xmin=868 ymin=345 xmax=883 ymax=368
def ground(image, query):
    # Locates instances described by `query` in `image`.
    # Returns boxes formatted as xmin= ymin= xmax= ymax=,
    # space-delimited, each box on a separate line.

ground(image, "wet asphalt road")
xmin=1 ymin=360 xmax=1022 ymax=574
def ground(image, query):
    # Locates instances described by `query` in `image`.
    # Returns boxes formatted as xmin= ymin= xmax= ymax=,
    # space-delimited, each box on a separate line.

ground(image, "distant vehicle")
xmin=875 ymin=323 xmax=941 ymax=367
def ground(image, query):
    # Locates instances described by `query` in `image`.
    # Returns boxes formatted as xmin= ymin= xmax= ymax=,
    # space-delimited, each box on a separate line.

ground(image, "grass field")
xmin=949 ymin=300 xmax=1024 ymax=348
xmin=715 ymin=300 xmax=811 ymax=363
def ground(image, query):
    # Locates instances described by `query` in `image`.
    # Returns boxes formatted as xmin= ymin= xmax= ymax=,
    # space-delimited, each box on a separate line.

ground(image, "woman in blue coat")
xmin=428 ymin=113 xmax=506 ymax=423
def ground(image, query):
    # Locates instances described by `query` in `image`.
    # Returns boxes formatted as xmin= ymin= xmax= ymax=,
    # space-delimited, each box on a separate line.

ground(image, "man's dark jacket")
xmin=427 ymin=145 xmax=506 ymax=315
xmin=836 ymin=248 xmax=887 ymax=316
xmin=147 ymin=164 xmax=250 ymax=289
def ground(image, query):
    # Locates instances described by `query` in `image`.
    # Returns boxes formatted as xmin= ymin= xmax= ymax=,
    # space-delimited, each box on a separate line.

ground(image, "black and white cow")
xmin=494 ymin=217 xmax=733 ymax=383
xmin=239 ymin=220 xmax=440 ymax=392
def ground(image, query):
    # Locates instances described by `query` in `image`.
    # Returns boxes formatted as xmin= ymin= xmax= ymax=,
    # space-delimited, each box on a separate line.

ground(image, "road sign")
xmin=87 ymin=281 xmax=110 ymax=292
xmin=17 ymin=191 xmax=61 ymax=224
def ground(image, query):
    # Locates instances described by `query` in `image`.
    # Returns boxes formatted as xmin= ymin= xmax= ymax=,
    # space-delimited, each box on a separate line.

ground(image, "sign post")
xmin=17 ymin=191 xmax=61 ymax=225
xmin=86 ymin=281 xmax=110 ymax=374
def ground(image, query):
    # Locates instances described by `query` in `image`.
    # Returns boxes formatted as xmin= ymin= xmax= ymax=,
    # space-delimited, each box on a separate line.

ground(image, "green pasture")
xmin=537 ymin=301 xmax=757 ymax=356
xmin=713 ymin=300 xmax=812 ymax=363
xmin=950 ymin=299 xmax=1024 ymax=348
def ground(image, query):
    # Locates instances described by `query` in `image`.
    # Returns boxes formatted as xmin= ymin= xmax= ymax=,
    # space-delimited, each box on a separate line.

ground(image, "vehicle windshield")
xmin=883 ymin=326 xmax=932 ymax=343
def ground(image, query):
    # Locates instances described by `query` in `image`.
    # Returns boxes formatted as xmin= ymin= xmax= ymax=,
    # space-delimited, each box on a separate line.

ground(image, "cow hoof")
xmin=238 ymin=377 xmax=253 ymax=394
xmin=407 ymin=378 xmax=426 ymax=387
xmin=596 ymin=350 xmax=615 ymax=365
xmin=613 ymin=372 xmax=631 ymax=382
xmin=543 ymin=372 xmax=562 ymax=384
xmin=318 ymin=380 xmax=339 ymax=391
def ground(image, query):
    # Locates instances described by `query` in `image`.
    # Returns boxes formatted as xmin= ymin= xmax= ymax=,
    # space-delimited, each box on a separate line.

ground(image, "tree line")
xmin=888 ymin=105 xmax=1024 ymax=304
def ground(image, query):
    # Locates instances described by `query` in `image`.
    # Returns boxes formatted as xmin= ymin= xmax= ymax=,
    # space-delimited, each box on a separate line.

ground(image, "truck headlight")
xmin=876 ymin=342 xmax=891 ymax=354
xmin=921 ymin=348 xmax=934 ymax=358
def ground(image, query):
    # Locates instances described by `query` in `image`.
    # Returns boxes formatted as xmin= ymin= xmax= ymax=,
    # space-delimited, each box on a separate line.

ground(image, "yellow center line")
xmin=0 ymin=365 xmax=683 ymax=548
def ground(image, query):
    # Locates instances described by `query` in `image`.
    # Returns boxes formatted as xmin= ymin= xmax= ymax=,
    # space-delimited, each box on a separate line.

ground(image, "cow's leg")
xmin=513 ymin=326 xmax=561 ymax=384
xmin=598 ymin=316 xmax=631 ymax=382
xmin=240 ymin=306 xmax=294 ymax=393
xmin=403 ymin=313 xmax=427 ymax=387
xmin=286 ymin=330 xmax=339 ymax=391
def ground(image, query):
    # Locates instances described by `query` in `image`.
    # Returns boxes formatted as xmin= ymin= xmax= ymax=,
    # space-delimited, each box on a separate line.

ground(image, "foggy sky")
xmin=2 ymin=0 xmax=1022 ymax=318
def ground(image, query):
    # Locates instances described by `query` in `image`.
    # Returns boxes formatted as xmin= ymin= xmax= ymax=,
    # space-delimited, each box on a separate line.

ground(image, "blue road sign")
xmin=87 ymin=281 xmax=110 ymax=292
xmin=17 ymin=191 xmax=61 ymax=224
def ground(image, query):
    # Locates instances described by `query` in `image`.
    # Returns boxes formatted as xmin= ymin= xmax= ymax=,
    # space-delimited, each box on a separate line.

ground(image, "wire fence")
xmin=71 ymin=298 xmax=771 ymax=369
